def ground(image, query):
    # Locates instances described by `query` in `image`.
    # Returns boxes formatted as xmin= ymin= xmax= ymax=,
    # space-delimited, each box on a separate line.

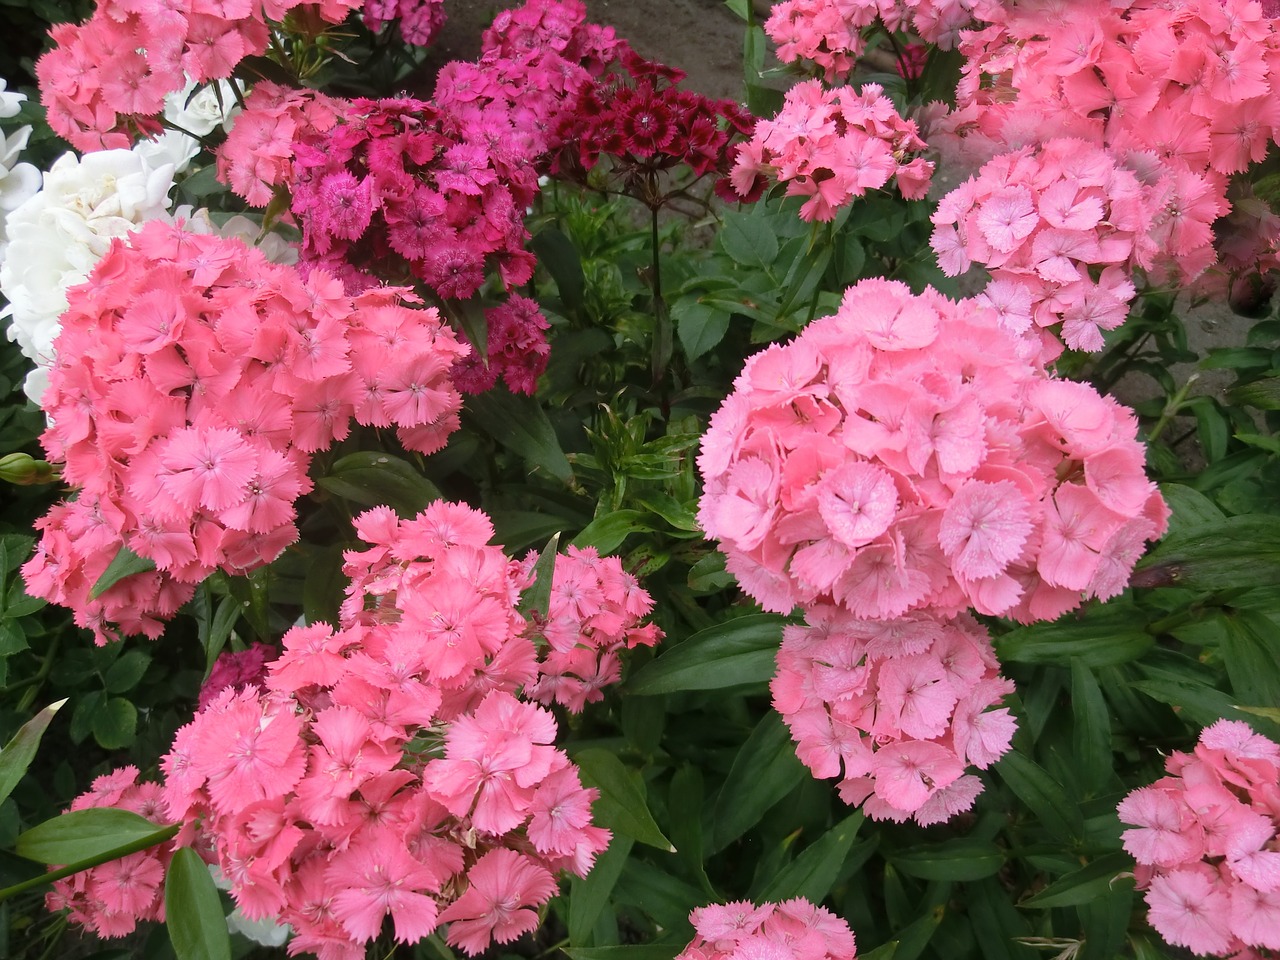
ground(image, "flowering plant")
xmin=0 ymin=2 xmax=1279 ymax=960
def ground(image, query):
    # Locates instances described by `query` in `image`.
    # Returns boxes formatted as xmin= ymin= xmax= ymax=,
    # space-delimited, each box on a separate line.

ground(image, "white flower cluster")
xmin=136 ymin=78 xmax=243 ymax=175
xmin=1 ymin=148 xmax=179 ymax=403
xmin=1 ymin=80 xmax=41 ymax=264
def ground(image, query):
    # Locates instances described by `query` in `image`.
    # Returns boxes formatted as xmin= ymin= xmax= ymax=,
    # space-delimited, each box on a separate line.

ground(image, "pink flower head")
xmin=1120 ymin=721 xmax=1280 ymax=957
xmin=698 ymin=277 xmax=1165 ymax=623
xmin=26 ymin=220 xmax=465 ymax=642
xmin=678 ymin=896 xmax=857 ymax=960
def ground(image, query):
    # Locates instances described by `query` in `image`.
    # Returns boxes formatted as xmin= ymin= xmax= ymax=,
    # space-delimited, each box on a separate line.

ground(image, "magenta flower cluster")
xmin=773 ymin=609 xmax=1015 ymax=826
xmin=289 ymin=95 xmax=539 ymax=300
xmin=68 ymin=501 xmax=660 ymax=959
xmin=730 ymin=79 xmax=933 ymax=221
xmin=362 ymin=0 xmax=446 ymax=46
xmin=676 ymin=897 xmax=858 ymax=960
xmin=931 ymin=138 xmax=1156 ymax=358
xmin=1118 ymin=720 xmax=1280 ymax=957
xmin=36 ymin=0 xmax=359 ymax=152
xmin=22 ymin=220 xmax=466 ymax=644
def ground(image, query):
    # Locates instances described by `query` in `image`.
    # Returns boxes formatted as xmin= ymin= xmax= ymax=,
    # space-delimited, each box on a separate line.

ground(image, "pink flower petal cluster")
xmin=764 ymin=0 xmax=999 ymax=80
xmin=1118 ymin=719 xmax=1280 ymax=957
xmin=931 ymin=138 xmax=1159 ymax=357
xmin=773 ymin=607 xmax=1015 ymax=824
xmin=677 ymin=897 xmax=857 ymax=960
xmin=730 ymin=79 xmax=932 ymax=221
xmin=451 ymin=295 xmax=552 ymax=396
xmin=289 ymin=95 xmax=541 ymax=299
xmin=47 ymin=767 xmax=175 ymax=938
xmin=362 ymin=0 xmax=446 ymax=46
xmin=150 ymin=502 xmax=658 ymax=958
xmin=696 ymin=278 xmax=1168 ymax=625
xmin=526 ymin=545 xmax=663 ymax=712
xmin=22 ymin=220 xmax=467 ymax=643
xmin=35 ymin=0 xmax=359 ymax=152
xmin=217 ymin=82 xmax=343 ymax=209
xmin=938 ymin=0 xmax=1279 ymax=287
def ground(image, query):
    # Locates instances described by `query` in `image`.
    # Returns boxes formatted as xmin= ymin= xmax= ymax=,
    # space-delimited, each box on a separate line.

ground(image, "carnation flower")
xmin=1119 ymin=720 xmax=1280 ymax=957
xmin=698 ymin=278 xmax=1167 ymax=624
xmin=678 ymin=897 xmax=857 ymax=960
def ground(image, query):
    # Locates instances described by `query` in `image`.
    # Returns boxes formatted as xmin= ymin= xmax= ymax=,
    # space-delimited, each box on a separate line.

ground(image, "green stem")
xmin=0 ymin=824 xmax=181 ymax=903
xmin=12 ymin=631 xmax=60 ymax=715
xmin=1146 ymin=373 xmax=1200 ymax=444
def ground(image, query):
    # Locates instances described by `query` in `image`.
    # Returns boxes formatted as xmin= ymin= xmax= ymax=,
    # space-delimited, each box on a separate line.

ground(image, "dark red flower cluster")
xmin=555 ymin=49 xmax=756 ymax=205
xmin=451 ymin=295 xmax=552 ymax=396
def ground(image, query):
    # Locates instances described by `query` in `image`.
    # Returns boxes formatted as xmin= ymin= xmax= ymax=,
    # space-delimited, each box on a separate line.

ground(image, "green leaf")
xmin=571 ymin=511 xmax=654 ymax=553
xmin=90 ymin=545 xmax=157 ymax=600
xmin=165 ymin=847 xmax=230 ymax=960
xmin=564 ymin=948 xmax=681 ymax=960
xmin=627 ymin=614 xmax=785 ymax=695
xmin=673 ymin=299 xmax=732 ymax=363
xmin=1227 ymin=376 xmax=1280 ymax=410
xmin=1130 ymin=678 xmax=1243 ymax=730
xmin=711 ymin=712 xmax=806 ymax=852
xmin=519 ymin=532 xmax=560 ymax=620
xmin=757 ymin=813 xmax=863 ymax=902
xmin=203 ymin=594 xmax=241 ymax=675
xmin=568 ymin=836 xmax=634 ymax=946
xmin=687 ymin=552 xmax=733 ymax=592
xmin=1136 ymin=515 xmax=1280 ymax=590
xmin=890 ymin=839 xmax=1004 ymax=881
xmin=317 ymin=451 xmax=441 ymax=517
xmin=997 ymin=751 xmax=1083 ymax=839
xmin=302 ymin=545 xmax=345 ymax=628
xmin=92 ymin=697 xmax=137 ymax=750
xmin=667 ymin=766 xmax=715 ymax=896
xmin=104 ymin=650 xmax=151 ymax=694
xmin=996 ymin=606 xmax=1153 ymax=667
xmin=531 ymin=227 xmax=586 ymax=315
xmin=465 ymin=388 xmax=573 ymax=483
xmin=1219 ymin=610 xmax=1280 ymax=708
xmin=0 ymin=700 xmax=66 ymax=808
xmin=17 ymin=808 xmax=170 ymax=865
xmin=720 ymin=209 xmax=779 ymax=269
xmin=574 ymin=749 xmax=674 ymax=852
xmin=1020 ymin=852 xmax=1132 ymax=909
xmin=1070 ymin=660 xmax=1112 ymax=796
xmin=1159 ymin=483 xmax=1225 ymax=531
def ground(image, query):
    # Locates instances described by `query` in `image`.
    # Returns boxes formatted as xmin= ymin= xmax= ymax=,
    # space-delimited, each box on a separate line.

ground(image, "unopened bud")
xmin=0 ymin=453 xmax=59 ymax=485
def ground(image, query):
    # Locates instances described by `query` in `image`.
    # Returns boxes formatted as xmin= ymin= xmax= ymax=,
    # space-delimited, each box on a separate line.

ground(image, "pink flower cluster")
xmin=931 ymin=138 xmax=1158 ymax=357
xmin=451 ymin=295 xmax=552 ymax=397
xmin=1118 ymin=719 xmax=1280 ymax=957
xmin=152 ymin=501 xmax=657 ymax=958
xmin=362 ymin=0 xmax=446 ymax=46
xmin=730 ymin=79 xmax=932 ymax=221
xmin=676 ymin=897 xmax=857 ymax=960
xmin=526 ymin=545 xmax=663 ymax=712
xmin=764 ymin=0 xmax=999 ymax=80
xmin=22 ymin=220 xmax=466 ymax=644
xmin=48 ymin=767 xmax=174 ymax=938
xmin=289 ymin=95 xmax=541 ymax=299
xmin=218 ymin=82 xmax=343 ymax=209
xmin=36 ymin=0 xmax=359 ymax=151
xmin=697 ymin=278 xmax=1168 ymax=625
xmin=773 ymin=608 xmax=1015 ymax=824
xmin=554 ymin=48 xmax=757 ymax=204
xmin=939 ymin=0 xmax=1280 ymax=287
